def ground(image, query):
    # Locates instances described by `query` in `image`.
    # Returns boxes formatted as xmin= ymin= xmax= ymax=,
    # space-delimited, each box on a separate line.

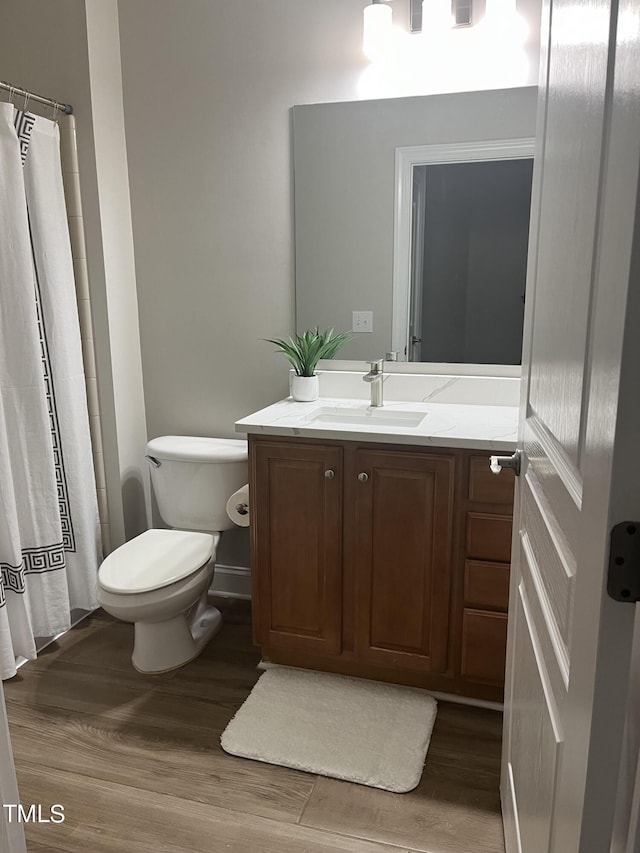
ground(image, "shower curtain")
xmin=0 ymin=102 xmax=100 ymax=680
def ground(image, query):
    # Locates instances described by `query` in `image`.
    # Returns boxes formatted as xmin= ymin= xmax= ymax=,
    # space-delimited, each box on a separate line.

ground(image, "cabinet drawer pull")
xmin=324 ymin=469 xmax=335 ymax=479
xmin=358 ymin=472 xmax=369 ymax=482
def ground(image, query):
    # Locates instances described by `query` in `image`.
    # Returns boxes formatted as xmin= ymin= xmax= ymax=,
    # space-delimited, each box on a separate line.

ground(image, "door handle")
xmin=489 ymin=451 xmax=522 ymax=477
xmin=324 ymin=469 xmax=335 ymax=479
xmin=358 ymin=472 xmax=369 ymax=482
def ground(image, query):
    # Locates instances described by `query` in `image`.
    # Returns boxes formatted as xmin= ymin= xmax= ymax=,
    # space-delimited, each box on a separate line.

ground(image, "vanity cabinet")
xmin=249 ymin=435 xmax=515 ymax=702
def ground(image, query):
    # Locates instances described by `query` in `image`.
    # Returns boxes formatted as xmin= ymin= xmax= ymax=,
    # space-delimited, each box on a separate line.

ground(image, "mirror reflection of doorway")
xmin=409 ymin=158 xmax=533 ymax=364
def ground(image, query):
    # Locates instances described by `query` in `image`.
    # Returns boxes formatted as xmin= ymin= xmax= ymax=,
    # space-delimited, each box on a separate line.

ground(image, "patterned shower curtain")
xmin=0 ymin=102 xmax=101 ymax=679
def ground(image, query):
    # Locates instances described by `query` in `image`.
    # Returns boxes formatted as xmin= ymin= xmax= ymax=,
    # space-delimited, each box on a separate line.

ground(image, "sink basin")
xmin=308 ymin=406 xmax=427 ymax=428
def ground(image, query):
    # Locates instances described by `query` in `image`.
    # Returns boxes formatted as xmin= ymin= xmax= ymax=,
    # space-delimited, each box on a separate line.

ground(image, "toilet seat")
xmin=98 ymin=529 xmax=218 ymax=594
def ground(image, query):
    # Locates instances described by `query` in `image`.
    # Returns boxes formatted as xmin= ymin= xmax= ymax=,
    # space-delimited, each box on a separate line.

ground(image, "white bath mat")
xmin=220 ymin=666 xmax=438 ymax=793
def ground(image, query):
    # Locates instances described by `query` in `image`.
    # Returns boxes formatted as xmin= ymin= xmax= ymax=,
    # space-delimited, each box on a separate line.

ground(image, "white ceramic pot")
xmin=291 ymin=374 xmax=319 ymax=402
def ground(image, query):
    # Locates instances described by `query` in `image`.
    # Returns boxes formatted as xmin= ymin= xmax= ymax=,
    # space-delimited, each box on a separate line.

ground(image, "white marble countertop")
xmin=235 ymin=396 xmax=519 ymax=451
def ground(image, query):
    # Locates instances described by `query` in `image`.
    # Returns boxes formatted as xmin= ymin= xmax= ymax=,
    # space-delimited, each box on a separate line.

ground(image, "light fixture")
xmin=411 ymin=0 xmax=472 ymax=33
xmin=363 ymin=0 xmax=393 ymax=61
xmin=360 ymin=0 xmax=529 ymax=95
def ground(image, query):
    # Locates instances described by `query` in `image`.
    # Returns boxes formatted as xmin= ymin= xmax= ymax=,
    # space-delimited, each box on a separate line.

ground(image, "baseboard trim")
xmin=420 ymin=688 xmax=503 ymax=712
xmin=211 ymin=563 xmax=251 ymax=600
xmin=16 ymin=608 xmax=97 ymax=671
xmin=257 ymin=660 xmax=503 ymax=710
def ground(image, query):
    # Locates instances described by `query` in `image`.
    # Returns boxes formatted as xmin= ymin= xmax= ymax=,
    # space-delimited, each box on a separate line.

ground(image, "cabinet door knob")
xmin=358 ymin=472 xmax=369 ymax=482
xmin=324 ymin=469 xmax=335 ymax=479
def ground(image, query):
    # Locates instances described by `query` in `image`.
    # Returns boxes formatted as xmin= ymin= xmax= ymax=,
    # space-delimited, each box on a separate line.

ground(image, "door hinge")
xmin=607 ymin=522 xmax=640 ymax=602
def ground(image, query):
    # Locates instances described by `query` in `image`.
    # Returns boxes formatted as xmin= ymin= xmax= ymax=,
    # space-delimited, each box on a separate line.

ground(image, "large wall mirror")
xmin=293 ymin=86 xmax=538 ymax=370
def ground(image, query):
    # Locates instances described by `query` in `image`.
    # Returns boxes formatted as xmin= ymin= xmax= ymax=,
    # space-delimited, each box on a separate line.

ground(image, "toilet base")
xmin=131 ymin=595 xmax=222 ymax=674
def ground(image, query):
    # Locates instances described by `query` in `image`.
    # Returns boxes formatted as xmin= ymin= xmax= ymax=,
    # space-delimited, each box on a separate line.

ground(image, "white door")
xmin=0 ymin=682 xmax=26 ymax=853
xmin=501 ymin=0 xmax=640 ymax=850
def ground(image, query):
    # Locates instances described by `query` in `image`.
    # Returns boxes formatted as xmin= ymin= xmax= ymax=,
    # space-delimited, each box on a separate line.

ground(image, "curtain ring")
xmin=8 ymin=85 xmax=15 ymax=105
xmin=23 ymin=91 xmax=30 ymax=113
xmin=52 ymin=102 xmax=59 ymax=124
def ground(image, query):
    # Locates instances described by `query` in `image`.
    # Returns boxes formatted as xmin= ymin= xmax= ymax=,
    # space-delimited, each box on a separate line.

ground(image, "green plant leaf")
xmin=264 ymin=328 xmax=351 ymax=377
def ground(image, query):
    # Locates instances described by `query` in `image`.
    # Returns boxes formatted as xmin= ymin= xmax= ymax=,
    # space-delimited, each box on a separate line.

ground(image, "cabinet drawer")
xmin=464 ymin=561 xmax=510 ymax=611
xmin=466 ymin=513 xmax=512 ymax=562
xmin=469 ymin=455 xmax=515 ymax=506
xmin=461 ymin=609 xmax=508 ymax=684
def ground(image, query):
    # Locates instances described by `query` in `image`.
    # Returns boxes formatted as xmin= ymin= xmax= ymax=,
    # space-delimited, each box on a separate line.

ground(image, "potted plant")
xmin=265 ymin=327 xmax=351 ymax=402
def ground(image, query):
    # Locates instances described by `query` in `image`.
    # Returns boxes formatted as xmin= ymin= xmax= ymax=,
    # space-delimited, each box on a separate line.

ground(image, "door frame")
xmin=409 ymin=164 xmax=426 ymax=362
xmin=0 ymin=682 xmax=26 ymax=852
xmin=391 ymin=137 xmax=535 ymax=361
xmin=610 ymin=610 xmax=640 ymax=853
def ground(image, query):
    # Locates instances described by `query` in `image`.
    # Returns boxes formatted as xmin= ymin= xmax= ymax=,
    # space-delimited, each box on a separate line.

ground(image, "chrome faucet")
xmin=363 ymin=359 xmax=384 ymax=407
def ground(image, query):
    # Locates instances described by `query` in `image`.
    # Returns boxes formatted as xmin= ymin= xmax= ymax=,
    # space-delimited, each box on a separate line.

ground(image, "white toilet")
xmin=97 ymin=435 xmax=248 ymax=673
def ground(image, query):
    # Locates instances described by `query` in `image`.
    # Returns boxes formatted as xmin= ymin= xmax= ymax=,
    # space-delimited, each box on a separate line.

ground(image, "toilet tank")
xmin=146 ymin=436 xmax=248 ymax=533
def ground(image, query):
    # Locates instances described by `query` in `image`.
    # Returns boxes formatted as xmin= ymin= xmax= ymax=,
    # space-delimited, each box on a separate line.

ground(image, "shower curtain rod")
xmin=0 ymin=80 xmax=73 ymax=115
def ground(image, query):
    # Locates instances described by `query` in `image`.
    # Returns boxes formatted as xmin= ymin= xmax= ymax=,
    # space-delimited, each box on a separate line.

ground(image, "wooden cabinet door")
xmin=353 ymin=449 xmax=455 ymax=672
xmin=252 ymin=441 xmax=343 ymax=656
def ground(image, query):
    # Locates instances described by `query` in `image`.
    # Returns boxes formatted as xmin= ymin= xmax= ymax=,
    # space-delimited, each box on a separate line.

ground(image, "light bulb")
xmin=363 ymin=2 xmax=393 ymax=61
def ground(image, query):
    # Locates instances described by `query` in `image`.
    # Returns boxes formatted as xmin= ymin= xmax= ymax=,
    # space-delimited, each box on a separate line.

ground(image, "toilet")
xmin=97 ymin=436 xmax=248 ymax=673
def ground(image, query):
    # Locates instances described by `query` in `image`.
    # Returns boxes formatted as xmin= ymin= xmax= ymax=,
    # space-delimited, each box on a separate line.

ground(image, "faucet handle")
xmin=368 ymin=359 xmax=383 ymax=373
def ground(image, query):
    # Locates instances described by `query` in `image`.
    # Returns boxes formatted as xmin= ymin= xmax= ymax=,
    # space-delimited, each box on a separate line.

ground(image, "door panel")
xmin=501 ymin=0 xmax=640 ymax=849
xmin=354 ymin=449 xmax=454 ymax=672
xmin=509 ymin=592 xmax=561 ymax=853
xmin=269 ymin=459 xmax=325 ymax=634
xmin=369 ymin=469 xmax=435 ymax=652
xmin=521 ymin=476 xmax=574 ymax=647
xmin=519 ymin=536 xmax=569 ymax=704
xmin=252 ymin=441 xmax=343 ymax=656
xmin=527 ymin=1 xmax=610 ymax=468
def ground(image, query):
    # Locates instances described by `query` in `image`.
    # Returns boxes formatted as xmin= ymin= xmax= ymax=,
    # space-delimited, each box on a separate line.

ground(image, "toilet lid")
xmin=98 ymin=529 xmax=217 ymax=594
xmin=146 ymin=435 xmax=247 ymax=463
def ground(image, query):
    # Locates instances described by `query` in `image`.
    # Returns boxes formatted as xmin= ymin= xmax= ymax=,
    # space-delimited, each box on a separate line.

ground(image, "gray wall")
xmin=118 ymin=0 xmax=542 ymax=438
xmin=294 ymin=87 xmax=538 ymax=361
xmin=117 ymin=0 xmax=368 ymax=439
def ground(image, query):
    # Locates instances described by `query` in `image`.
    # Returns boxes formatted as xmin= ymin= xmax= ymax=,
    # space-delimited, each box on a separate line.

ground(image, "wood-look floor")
xmin=4 ymin=600 xmax=505 ymax=853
